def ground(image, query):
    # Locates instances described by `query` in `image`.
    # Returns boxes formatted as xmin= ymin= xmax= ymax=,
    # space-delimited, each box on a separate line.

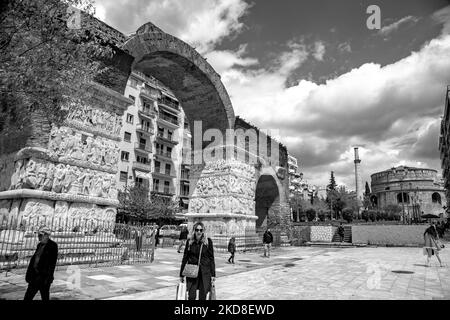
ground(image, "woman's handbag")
xmin=176 ymin=281 xmax=187 ymax=300
xmin=182 ymin=243 xmax=203 ymax=278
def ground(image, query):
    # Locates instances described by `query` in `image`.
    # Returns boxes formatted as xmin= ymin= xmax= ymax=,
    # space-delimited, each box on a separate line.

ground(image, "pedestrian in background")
xmin=154 ymin=225 xmax=160 ymax=249
xmin=178 ymin=225 xmax=189 ymax=253
xmin=423 ymin=223 xmax=444 ymax=267
xmin=24 ymin=226 xmax=58 ymax=300
xmin=338 ymin=223 xmax=345 ymax=242
xmin=227 ymin=237 xmax=236 ymax=264
xmin=263 ymin=228 xmax=273 ymax=258
xmin=180 ymin=222 xmax=216 ymax=300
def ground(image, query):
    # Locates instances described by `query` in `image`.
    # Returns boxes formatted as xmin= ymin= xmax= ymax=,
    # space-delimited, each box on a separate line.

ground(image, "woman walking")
xmin=179 ymin=222 xmax=216 ymax=300
xmin=227 ymin=237 xmax=236 ymax=264
xmin=423 ymin=223 xmax=444 ymax=267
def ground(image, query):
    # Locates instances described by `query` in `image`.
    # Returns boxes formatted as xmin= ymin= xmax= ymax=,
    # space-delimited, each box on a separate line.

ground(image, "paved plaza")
xmin=1 ymin=242 xmax=450 ymax=300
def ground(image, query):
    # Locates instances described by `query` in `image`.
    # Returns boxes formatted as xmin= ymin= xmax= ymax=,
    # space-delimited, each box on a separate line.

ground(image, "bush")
xmin=318 ymin=211 xmax=325 ymax=222
xmin=368 ymin=210 xmax=377 ymax=222
xmin=361 ymin=210 xmax=369 ymax=222
xmin=342 ymin=208 xmax=354 ymax=223
xmin=306 ymin=208 xmax=316 ymax=222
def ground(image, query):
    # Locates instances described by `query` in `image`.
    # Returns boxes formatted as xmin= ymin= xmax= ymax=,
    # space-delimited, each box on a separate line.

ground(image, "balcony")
xmin=152 ymin=169 xmax=175 ymax=178
xmin=156 ymin=133 xmax=179 ymax=145
xmin=155 ymin=150 xmax=172 ymax=161
xmin=132 ymin=161 xmax=152 ymax=172
xmin=136 ymin=124 xmax=154 ymax=135
xmin=138 ymin=106 xmax=157 ymax=119
xmin=140 ymin=86 xmax=160 ymax=100
xmin=151 ymin=188 xmax=175 ymax=197
xmin=158 ymin=96 xmax=180 ymax=111
xmin=134 ymin=142 xmax=152 ymax=153
xmin=157 ymin=114 xmax=179 ymax=127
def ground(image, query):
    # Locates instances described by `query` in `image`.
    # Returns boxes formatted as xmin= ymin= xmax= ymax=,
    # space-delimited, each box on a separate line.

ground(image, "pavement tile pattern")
xmin=1 ymin=243 xmax=450 ymax=300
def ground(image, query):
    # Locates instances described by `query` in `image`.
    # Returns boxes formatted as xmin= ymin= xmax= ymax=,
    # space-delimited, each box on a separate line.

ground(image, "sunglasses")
xmin=195 ymin=229 xmax=203 ymax=232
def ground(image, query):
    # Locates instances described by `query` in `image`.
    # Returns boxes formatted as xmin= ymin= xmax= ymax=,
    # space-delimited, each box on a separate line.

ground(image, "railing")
xmin=158 ymin=96 xmax=180 ymax=110
xmin=157 ymin=133 xmax=178 ymax=144
xmin=158 ymin=114 xmax=179 ymax=126
xmin=155 ymin=150 xmax=172 ymax=158
xmin=138 ymin=105 xmax=157 ymax=118
xmin=136 ymin=124 xmax=154 ymax=135
xmin=132 ymin=161 xmax=152 ymax=172
xmin=0 ymin=215 xmax=156 ymax=272
xmin=180 ymin=173 xmax=190 ymax=180
xmin=134 ymin=142 xmax=152 ymax=152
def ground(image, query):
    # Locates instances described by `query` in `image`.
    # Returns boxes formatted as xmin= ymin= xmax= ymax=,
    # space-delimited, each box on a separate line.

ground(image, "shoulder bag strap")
xmin=197 ymin=243 xmax=203 ymax=267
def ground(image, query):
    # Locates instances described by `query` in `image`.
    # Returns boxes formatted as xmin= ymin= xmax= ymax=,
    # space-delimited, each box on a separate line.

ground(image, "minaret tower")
xmin=354 ymin=147 xmax=364 ymax=207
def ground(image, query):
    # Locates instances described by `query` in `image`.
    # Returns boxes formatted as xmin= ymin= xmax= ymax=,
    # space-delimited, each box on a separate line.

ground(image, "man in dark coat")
xmin=24 ymin=226 xmax=58 ymax=300
xmin=263 ymin=228 xmax=273 ymax=258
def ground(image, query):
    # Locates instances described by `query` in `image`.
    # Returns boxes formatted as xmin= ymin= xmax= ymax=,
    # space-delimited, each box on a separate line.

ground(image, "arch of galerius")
xmin=0 ymin=14 xmax=292 ymax=256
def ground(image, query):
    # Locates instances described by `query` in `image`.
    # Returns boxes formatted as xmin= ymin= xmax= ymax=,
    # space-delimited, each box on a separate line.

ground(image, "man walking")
xmin=24 ymin=226 xmax=58 ymax=300
xmin=338 ymin=223 xmax=345 ymax=242
xmin=263 ymin=228 xmax=273 ymax=258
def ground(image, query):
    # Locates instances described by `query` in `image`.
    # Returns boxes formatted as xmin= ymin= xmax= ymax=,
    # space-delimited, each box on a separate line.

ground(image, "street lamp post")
xmin=400 ymin=183 xmax=405 ymax=223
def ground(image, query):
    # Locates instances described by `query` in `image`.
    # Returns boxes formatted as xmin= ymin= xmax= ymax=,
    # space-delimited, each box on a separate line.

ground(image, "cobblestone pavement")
xmin=1 ymin=244 xmax=450 ymax=300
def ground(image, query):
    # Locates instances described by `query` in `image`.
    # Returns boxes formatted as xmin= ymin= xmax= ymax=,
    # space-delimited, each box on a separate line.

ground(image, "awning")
xmin=134 ymin=170 xmax=149 ymax=179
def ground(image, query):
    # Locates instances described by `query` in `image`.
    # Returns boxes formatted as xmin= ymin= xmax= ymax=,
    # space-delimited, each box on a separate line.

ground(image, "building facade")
xmin=370 ymin=166 xmax=447 ymax=220
xmin=439 ymin=86 xmax=450 ymax=212
xmin=116 ymin=71 xmax=188 ymax=203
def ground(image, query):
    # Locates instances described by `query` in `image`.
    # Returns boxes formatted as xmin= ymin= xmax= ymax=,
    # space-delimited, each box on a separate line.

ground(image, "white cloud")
xmin=205 ymin=45 xmax=258 ymax=75
xmin=95 ymin=0 xmax=250 ymax=53
xmin=312 ymin=41 xmax=326 ymax=61
xmin=379 ymin=15 xmax=420 ymax=36
xmin=218 ymin=31 xmax=450 ymax=187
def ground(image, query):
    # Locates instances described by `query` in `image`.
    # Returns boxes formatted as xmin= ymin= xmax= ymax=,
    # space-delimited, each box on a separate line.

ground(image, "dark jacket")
xmin=228 ymin=240 xmax=236 ymax=253
xmin=25 ymin=239 xmax=58 ymax=284
xmin=180 ymin=237 xmax=216 ymax=283
xmin=179 ymin=228 xmax=189 ymax=240
xmin=338 ymin=226 xmax=345 ymax=236
xmin=263 ymin=231 xmax=273 ymax=244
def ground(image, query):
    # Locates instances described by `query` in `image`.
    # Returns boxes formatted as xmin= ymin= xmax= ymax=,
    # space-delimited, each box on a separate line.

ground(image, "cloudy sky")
xmin=94 ymin=0 xmax=450 ymax=190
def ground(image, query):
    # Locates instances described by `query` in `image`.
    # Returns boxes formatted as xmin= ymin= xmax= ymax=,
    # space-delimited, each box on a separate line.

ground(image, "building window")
xmin=124 ymin=132 xmax=131 ymax=142
xmin=432 ymin=192 xmax=442 ymax=204
xmin=165 ymin=163 xmax=171 ymax=175
xmin=164 ymin=181 xmax=170 ymax=194
xmin=136 ymin=155 xmax=148 ymax=164
xmin=129 ymin=95 xmax=135 ymax=102
xmin=126 ymin=113 xmax=133 ymax=124
xmin=168 ymin=130 xmax=173 ymax=141
xmin=167 ymin=146 xmax=172 ymax=156
xmin=153 ymin=179 xmax=159 ymax=192
xmin=121 ymin=151 xmax=129 ymax=161
xmin=119 ymin=171 xmax=128 ymax=182
xmin=158 ymin=127 xmax=164 ymax=137
xmin=397 ymin=192 xmax=409 ymax=204
xmin=130 ymin=78 xmax=139 ymax=88
xmin=154 ymin=160 xmax=160 ymax=173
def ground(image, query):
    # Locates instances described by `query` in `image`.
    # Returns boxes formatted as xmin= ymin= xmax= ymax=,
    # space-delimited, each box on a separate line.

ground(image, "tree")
xmin=342 ymin=208 xmax=354 ymax=223
xmin=364 ymin=182 xmax=371 ymax=196
xmin=1 ymin=0 xmax=113 ymax=139
xmin=327 ymin=171 xmax=337 ymax=191
xmin=305 ymin=208 xmax=316 ymax=222
xmin=118 ymin=185 xmax=179 ymax=223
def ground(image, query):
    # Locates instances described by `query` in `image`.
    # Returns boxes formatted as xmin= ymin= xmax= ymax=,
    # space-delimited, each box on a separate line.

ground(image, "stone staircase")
xmin=331 ymin=226 xmax=352 ymax=243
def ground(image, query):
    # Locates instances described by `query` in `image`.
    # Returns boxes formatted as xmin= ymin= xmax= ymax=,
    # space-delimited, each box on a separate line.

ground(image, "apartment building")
xmin=116 ymin=71 xmax=187 ymax=202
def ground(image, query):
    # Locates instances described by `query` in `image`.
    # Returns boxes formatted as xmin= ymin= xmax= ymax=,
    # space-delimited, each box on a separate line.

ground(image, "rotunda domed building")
xmin=370 ymin=166 xmax=447 ymax=220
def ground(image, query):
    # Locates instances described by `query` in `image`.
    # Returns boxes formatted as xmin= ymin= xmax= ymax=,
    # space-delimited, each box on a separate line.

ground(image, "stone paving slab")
xmin=1 ymin=245 xmax=450 ymax=300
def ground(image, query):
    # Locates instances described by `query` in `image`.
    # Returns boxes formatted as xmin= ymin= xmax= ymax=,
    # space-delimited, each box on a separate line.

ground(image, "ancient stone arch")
xmin=122 ymin=22 xmax=235 ymax=134
xmin=255 ymin=166 xmax=286 ymax=229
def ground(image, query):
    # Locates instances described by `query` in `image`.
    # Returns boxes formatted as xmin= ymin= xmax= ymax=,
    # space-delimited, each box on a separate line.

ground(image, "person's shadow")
xmin=413 ymin=264 xmax=428 ymax=267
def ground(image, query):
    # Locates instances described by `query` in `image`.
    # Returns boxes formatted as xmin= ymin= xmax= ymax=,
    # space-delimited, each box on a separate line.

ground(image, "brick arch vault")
xmin=122 ymin=22 xmax=235 ymax=134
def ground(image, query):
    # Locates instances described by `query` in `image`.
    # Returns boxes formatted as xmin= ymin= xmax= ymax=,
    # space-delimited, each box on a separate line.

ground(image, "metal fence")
xmin=0 ymin=215 xmax=156 ymax=273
